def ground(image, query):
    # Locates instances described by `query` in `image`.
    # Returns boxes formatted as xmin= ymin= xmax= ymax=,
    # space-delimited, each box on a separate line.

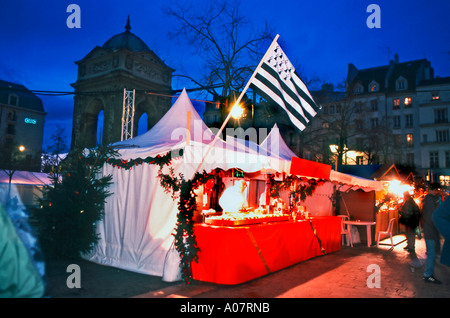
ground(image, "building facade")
xmin=416 ymin=77 xmax=450 ymax=186
xmin=312 ymin=55 xmax=450 ymax=185
xmin=0 ymin=80 xmax=46 ymax=172
xmin=71 ymin=18 xmax=174 ymax=149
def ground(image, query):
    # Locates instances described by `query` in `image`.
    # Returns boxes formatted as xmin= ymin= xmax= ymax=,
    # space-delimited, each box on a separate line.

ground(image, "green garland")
xmin=105 ymin=148 xmax=183 ymax=170
xmin=106 ymin=150 xmax=328 ymax=281
xmin=268 ymin=174 xmax=327 ymax=255
xmin=268 ymin=174 xmax=325 ymax=202
xmin=157 ymin=169 xmax=214 ymax=283
xmin=107 ymin=149 xmax=216 ymax=283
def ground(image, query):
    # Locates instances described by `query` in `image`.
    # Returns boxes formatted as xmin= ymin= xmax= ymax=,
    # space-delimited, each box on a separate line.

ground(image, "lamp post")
xmin=230 ymin=103 xmax=244 ymax=120
xmin=329 ymin=144 xmax=339 ymax=172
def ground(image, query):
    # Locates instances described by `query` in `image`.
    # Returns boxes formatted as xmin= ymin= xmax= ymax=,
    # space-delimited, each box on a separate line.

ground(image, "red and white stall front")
xmin=191 ymin=158 xmax=381 ymax=285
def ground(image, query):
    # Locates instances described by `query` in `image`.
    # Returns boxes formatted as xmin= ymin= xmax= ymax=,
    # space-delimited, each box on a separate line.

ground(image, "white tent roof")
xmin=260 ymin=124 xmax=298 ymax=161
xmin=0 ymin=170 xmax=53 ymax=186
xmin=112 ymin=89 xmax=293 ymax=177
xmin=113 ymin=88 xmax=220 ymax=158
xmin=330 ymin=170 xmax=383 ymax=192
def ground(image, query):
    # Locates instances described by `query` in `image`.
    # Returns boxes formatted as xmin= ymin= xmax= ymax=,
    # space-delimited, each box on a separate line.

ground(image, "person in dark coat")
xmin=399 ymin=191 xmax=421 ymax=254
xmin=420 ymin=183 xmax=442 ymax=284
xmin=433 ymin=195 xmax=450 ymax=267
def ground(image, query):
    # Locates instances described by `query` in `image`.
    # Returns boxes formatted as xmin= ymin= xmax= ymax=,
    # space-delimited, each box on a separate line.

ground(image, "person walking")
xmin=399 ymin=190 xmax=421 ymax=254
xmin=420 ymin=183 xmax=442 ymax=284
xmin=432 ymin=195 xmax=450 ymax=267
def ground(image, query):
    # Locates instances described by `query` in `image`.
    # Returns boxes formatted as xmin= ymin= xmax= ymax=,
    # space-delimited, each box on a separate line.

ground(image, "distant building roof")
xmin=0 ymin=79 xmax=45 ymax=113
xmin=418 ymin=76 xmax=450 ymax=87
xmin=347 ymin=56 xmax=433 ymax=94
xmin=337 ymin=165 xmax=382 ymax=179
xmin=337 ymin=164 xmax=400 ymax=181
xmin=102 ymin=16 xmax=151 ymax=52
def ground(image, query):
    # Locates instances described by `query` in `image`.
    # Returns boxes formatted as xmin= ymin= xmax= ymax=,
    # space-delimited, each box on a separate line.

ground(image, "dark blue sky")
xmin=1 ymin=0 xmax=449 ymax=150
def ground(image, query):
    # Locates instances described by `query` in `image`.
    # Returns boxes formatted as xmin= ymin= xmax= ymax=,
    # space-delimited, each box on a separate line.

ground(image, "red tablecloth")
xmin=191 ymin=216 xmax=341 ymax=285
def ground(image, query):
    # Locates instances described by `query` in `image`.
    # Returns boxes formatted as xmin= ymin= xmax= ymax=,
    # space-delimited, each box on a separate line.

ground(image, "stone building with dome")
xmin=70 ymin=17 xmax=174 ymax=149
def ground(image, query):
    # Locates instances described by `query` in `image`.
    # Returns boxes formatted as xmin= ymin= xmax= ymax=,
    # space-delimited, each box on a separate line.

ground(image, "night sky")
xmin=1 ymin=0 xmax=449 ymax=151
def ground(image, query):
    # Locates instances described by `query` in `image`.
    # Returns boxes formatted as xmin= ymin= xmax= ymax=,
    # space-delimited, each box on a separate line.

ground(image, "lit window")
xmin=369 ymin=81 xmax=379 ymax=92
xmin=432 ymin=92 xmax=440 ymax=101
xmin=393 ymin=99 xmax=400 ymax=109
xmin=406 ymin=133 xmax=413 ymax=147
xmin=404 ymin=97 xmax=412 ymax=106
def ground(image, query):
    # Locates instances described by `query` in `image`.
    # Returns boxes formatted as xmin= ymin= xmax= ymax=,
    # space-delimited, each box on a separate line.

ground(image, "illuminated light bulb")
xmin=231 ymin=104 xmax=244 ymax=119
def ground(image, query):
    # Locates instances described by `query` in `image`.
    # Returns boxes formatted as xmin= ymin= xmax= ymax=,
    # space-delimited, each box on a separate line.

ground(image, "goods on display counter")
xmin=205 ymin=213 xmax=290 ymax=226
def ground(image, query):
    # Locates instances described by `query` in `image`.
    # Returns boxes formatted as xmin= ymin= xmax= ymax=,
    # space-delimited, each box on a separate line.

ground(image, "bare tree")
xmin=164 ymin=0 xmax=273 ymax=98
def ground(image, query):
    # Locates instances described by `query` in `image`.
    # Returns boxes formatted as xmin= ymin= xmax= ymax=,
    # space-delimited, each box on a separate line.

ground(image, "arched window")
xmin=369 ymin=80 xmax=379 ymax=92
xmin=137 ymin=113 xmax=149 ymax=135
xmin=97 ymin=110 xmax=104 ymax=145
xmin=85 ymin=98 xmax=104 ymax=148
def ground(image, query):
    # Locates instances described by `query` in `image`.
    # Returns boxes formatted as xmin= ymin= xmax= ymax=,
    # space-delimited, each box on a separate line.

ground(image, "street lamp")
xmin=230 ymin=103 xmax=244 ymax=119
xmin=329 ymin=144 xmax=338 ymax=171
xmin=18 ymin=145 xmax=25 ymax=152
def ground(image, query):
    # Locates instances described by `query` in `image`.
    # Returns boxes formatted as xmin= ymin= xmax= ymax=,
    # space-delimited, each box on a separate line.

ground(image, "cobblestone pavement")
xmin=46 ymin=235 xmax=449 ymax=299
xmin=135 ymin=236 xmax=450 ymax=299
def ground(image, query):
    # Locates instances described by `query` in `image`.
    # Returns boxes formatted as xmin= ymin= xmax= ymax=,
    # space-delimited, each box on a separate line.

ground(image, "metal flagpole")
xmin=192 ymin=34 xmax=280 ymax=176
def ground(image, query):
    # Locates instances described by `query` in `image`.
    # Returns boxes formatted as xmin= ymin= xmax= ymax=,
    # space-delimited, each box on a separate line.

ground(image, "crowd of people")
xmin=399 ymin=183 xmax=450 ymax=285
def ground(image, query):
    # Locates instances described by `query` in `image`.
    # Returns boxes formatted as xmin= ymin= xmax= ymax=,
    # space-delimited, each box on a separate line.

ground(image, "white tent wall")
xmin=85 ymin=158 xmax=185 ymax=277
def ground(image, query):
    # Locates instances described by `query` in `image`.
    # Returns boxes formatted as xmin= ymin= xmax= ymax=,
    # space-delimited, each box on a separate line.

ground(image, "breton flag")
xmin=249 ymin=35 xmax=320 ymax=131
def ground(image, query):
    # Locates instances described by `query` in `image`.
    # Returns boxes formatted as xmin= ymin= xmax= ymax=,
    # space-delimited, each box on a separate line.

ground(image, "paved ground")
xmin=45 ymin=235 xmax=450 ymax=299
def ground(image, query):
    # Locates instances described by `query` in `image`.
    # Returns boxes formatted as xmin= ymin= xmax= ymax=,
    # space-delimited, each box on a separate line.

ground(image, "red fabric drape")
xmin=191 ymin=216 xmax=341 ymax=285
xmin=290 ymin=157 xmax=331 ymax=179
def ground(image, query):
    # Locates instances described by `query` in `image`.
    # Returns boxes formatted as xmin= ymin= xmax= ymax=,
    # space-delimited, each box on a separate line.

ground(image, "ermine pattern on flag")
xmin=250 ymin=42 xmax=320 ymax=131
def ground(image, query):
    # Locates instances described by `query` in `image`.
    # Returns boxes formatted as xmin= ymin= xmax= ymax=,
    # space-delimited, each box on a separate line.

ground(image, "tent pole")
xmin=187 ymin=111 xmax=191 ymax=146
xmin=192 ymin=34 xmax=280 ymax=176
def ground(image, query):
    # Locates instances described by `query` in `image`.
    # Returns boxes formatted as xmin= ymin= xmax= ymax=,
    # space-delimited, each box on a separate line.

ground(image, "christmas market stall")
xmin=84 ymin=89 xmax=381 ymax=285
xmin=83 ymin=89 xmax=311 ymax=284
xmin=337 ymin=164 xmax=414 ymax=245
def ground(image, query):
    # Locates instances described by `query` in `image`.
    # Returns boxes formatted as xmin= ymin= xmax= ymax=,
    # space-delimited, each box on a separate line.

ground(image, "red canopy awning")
xmin=290 ymin=157 xmax=331 ymax=179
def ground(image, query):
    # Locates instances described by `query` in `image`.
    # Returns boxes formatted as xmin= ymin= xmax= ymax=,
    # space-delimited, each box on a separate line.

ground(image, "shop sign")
xmin=24 ymin=117 xmax=37 ymax=125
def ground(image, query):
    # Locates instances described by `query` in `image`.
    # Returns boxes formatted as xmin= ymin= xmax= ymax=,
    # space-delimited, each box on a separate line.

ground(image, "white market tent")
xmin=84 ymin=89 xmax=382 ymax=280
xmin=84 ymin=89 xmax=295 ymax=278
xmin=0 ymin=170 xmax=54 ymax=207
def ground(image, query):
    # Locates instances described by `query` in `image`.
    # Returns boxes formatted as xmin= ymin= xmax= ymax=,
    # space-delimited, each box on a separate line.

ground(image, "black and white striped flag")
xmin=249 ymin=38 xmax=320 ymax=131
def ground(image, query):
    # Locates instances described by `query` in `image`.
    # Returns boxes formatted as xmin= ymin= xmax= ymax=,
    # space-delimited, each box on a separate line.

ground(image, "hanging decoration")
xmin=157 ymin=168 xmax=215 ymax=283
xmin=268 ymin=174 xmax=327 ymax=254
xmin=107 ymin=148 xmax=218 ymax=283
xmin=268 ymin=174 xmax=325 ymax=202
xmin=105 ymin=148 xmax=183 ymax=170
